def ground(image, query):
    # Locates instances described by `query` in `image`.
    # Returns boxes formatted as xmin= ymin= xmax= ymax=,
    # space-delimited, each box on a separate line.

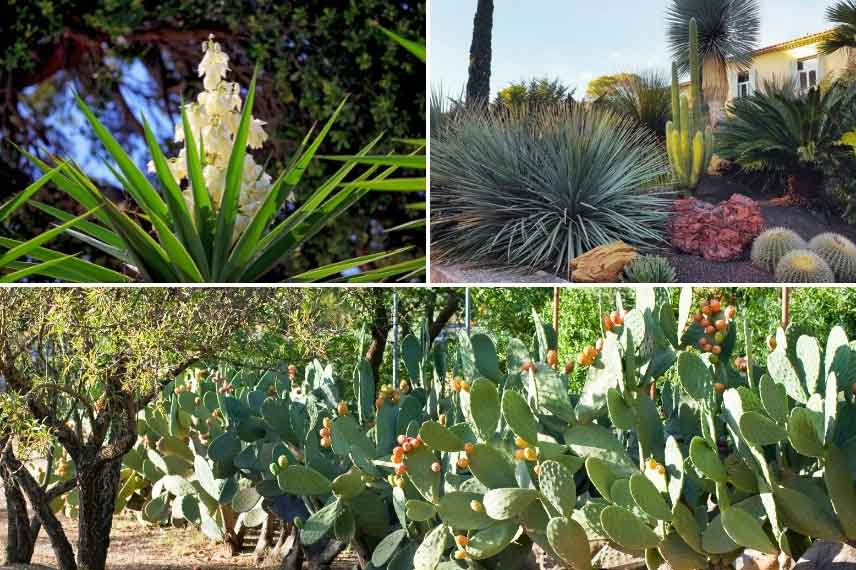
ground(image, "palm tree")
xmin=666 ymin=0 xmax=761 ymax=124
xmin=820 ymin=1 xmax=856 ymax=55
xmin=465 ymin=0 xmax=494 ymax=106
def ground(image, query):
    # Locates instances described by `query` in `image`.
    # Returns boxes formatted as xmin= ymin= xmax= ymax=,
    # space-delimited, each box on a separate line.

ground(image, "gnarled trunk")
xmin=3 ymin=469 xmax=38 ymax=564
xmin=2 ymin=446 xmax=77 ymax=570
xmin=76 ymin=458 xmax=121 ymax=570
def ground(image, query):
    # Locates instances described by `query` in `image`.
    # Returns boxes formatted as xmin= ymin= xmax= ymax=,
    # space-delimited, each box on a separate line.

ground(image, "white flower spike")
xmin=159 ymin=37 xmax=284 ymax=239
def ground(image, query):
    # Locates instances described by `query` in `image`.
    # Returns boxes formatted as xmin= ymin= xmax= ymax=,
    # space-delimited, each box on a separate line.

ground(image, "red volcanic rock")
xmin=667 ymin=194 xmax=764 ymax=262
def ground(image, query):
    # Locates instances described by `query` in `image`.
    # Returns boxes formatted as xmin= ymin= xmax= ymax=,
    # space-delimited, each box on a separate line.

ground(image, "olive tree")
xmin=0 ymin=288 xmax=299 ymax=570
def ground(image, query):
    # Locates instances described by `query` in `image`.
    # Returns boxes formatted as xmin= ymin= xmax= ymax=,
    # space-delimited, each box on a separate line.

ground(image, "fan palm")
xmin=820 ymin=1 xmax=856 ymax=55
xmin=716 ymin=79 xmax=856 ymax=197
xmin=597 ymin=70 xmax=672 ymax=139
xmin=666 ymin=0 xmax=761 ymax=121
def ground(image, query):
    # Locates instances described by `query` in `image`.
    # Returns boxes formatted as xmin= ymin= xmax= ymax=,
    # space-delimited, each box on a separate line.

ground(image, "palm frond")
xmin=666 ymin=0 xmax=761 ymax=74
xmin=820 ymin=0 xmax=856 ymax=55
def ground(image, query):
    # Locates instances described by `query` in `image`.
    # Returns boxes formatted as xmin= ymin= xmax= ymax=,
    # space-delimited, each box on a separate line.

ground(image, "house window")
xmin=798 ymin=57 xmax=818 ymax=91
xmin=737 ymin=71 xmax=751 ymax=97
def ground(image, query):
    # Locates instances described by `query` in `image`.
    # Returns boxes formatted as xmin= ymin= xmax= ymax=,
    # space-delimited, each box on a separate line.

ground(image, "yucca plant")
xmin=431 ymin=103 xmax=674 ymax=273
xmin=0 ymin=36 xmax=424 ymax=283
xmin=716 ymin=78 xmax=856 ymax=197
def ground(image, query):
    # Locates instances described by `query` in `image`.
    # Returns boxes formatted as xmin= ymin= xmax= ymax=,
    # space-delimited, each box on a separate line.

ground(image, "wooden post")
xmin=781 ymin=287 xmax=790 ymax=327
xmin=552 ymin=287 xmax=560 ymax=336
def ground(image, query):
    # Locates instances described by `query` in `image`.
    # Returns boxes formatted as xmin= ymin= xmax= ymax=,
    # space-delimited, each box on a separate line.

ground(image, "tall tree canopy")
xmin=0 ymin=0 xmax=425 ymax=277
xmin=465 ymin=0 xmax=494 ymax=105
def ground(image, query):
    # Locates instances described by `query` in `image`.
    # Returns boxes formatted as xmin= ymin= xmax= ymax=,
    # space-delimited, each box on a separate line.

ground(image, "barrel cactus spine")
xmin=751 ymin=227 xmax=807 ymax=273
xmin=808 ymin=232 xmax=856 ymax=282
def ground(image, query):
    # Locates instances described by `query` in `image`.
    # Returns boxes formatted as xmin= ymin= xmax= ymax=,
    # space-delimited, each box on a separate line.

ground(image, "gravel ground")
xmin=664 ymin=174 xmax=856 ymax=283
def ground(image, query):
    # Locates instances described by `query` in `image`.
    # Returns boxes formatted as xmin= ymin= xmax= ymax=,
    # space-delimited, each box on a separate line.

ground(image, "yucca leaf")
xmin=385 ymin=219 xmax=425 ymax=232
xmin=243 ymin=187 xmax=371 ymax=282
xmin=15 ymin=146 xmax=112 ymax=226
xmin=180 ymin=103 xmax=215 ymax=256
xmin=377 ymin=25 xmax=426 ymax=62
xmin=145 ymin=211 xmax=205 ymax=282
xmin=0 ymin=239 xmax=128 ymax=282
xmin=0 ymin=208 xmax=99 ymax=269
xmin=142 ymin=115 xmax=210 ymax=278
xmin=75 ymin=94 xmax=169 ymax=222
xmin=223 ymin=98 xmax=351 ymax=281
xmin=340 ymin=178 xmax=426 ymax=191
xmin=391 ymin=138 xmax=427 ymax=146
xmin=29 ymin=201 xmax=123 ymax=249
xmin=244 ymin=158 xmax=398 ymax=281
xmin=345 ymin=257 xmax=426 ymax=283
xmin=96 ymin=199 xmax=179 ymax=282
xmin=256 ymin=133 xmax=384 ymax=253
xmin=212 ymin=66 xmax=258 ymax=278
xmin=318 ymin=155 xmax=425 ymax=169
xmin=285 ymin=247 xmax=413 ymax=282
xmin=0 ymin=164 xmax=65 ymax=222
xmin=65 ymin=229 xmax=130 ymax=263
xmin=0 ymin=254 xmax=79 ymax=283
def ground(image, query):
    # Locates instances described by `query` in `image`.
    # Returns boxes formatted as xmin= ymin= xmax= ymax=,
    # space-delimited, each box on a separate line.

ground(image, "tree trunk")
xmin=76 ymin=458 xmax=121 ymax=570
xmin=305 ymin=539 xmax=346 ymax=570
xmin=364 ymin=292 xmax=392 ymax=381
xmin=254 ymin=513 xmax=275 ymax=564
xmin=2 ymin=445 xmax=77 ymax=570
xmin=3 ymin=468 xmax=38 ymax=564
xmin=466 ymin=0 xmax=494 ymax=106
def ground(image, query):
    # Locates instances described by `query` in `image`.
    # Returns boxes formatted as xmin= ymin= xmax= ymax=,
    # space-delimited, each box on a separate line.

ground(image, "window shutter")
xmin=729 ymin=68 xmax=739 ymax=101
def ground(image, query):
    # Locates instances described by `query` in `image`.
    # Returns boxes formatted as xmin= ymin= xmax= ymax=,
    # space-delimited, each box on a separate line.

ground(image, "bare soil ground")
xmin=0 ymin=489 xmax=357 ymax=570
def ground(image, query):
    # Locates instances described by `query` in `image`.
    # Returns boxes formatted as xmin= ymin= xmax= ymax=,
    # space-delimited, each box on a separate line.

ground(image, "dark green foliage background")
xmin=1 ymin=0 xmax=425 ymax=277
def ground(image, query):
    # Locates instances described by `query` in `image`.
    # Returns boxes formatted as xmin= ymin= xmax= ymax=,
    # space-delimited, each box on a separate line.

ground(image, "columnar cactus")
xmin=666 ymin=18 xmax=714 ymax=189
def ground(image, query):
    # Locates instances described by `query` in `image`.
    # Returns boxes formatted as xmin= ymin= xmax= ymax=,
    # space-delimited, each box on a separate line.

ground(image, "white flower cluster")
xmin=148 ymin=36 xmax=279 ymax=238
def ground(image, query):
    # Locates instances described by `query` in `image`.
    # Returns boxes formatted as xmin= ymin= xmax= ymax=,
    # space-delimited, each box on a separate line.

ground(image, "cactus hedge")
xmin=40 ymin=290 xmax=856 ymax=569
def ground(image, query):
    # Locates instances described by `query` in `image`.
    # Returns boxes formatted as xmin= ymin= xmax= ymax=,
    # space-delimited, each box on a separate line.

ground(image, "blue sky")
xmin=430 ymin=0 xmax=839 ymax=99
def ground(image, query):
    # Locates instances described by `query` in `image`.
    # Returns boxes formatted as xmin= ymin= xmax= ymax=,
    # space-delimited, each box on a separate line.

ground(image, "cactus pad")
xmin=483 ymin=488 xmax=540 ymax=520
xmin=438 ymin=491 xmax=493 ymax=530
xmin=629 ymin=472 xmax=672 ymax=521
xmin=547 ymin=516 xmax=593 ymax=570
xmin=539 ymin=460 xmax=578 ymax=517
xmin=419 ymin=421 xmax=465 ymax=451
xmin=501 ymin=389 xmax=539 ymax=446
xmin=689 ymin=437 xmax=727 ymax=483
xmin=721 ymin=506 xmax=777 ymax=554
xmin=599 ymin=505 xmax=660 ymax=550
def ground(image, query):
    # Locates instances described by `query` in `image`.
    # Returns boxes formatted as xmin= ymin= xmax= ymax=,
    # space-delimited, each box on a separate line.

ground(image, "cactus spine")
xmin=666 ymin=18 xmax=714 ymax=189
